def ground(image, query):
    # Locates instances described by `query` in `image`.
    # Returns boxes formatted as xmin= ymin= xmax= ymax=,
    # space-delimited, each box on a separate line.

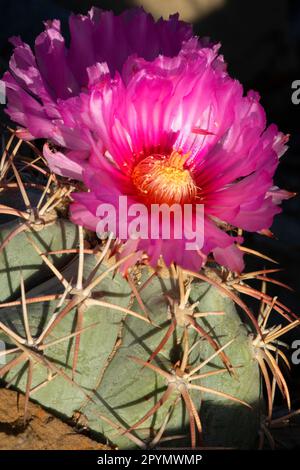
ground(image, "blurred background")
xmin=0 ymin=0 xmax=299 ymax=376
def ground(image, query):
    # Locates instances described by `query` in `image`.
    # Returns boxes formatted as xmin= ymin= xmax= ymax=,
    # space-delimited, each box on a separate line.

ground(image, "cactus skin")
xmin=0 ymin=219 xmax=78 ymax=302
xmin=187 ymin=281 xmax=261 ymax=448
xmin=0 ymin=245 xmax=262 ymax=449
xmin=86 ymin=273 xmax=262 ymax=449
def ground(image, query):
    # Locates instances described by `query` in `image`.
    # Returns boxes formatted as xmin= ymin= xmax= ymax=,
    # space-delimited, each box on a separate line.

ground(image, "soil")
xmin=0 ymin=387 xmax=110 ymax=450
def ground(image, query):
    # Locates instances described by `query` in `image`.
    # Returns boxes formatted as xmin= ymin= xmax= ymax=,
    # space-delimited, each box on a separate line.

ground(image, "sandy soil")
xmin=0 ymin=387 xmax=110 ymax=450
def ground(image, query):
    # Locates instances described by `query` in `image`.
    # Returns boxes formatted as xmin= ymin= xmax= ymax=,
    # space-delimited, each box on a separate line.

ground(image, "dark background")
xmin=0 ymin=0 xmax=299 ymax=361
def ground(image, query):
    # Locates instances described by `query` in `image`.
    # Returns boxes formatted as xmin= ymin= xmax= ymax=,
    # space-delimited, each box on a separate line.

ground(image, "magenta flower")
xmin=3 ymin=10 xmax=291 ymax=273
xmin=2 ymin=8 xmax=192 ymax=146
xmin=65 ymin=40 xmax=289 ymax=272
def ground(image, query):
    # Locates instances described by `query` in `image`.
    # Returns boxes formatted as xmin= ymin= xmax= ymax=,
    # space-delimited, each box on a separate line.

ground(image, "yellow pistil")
xmin=131 ymin=150 xmax=197 ymax=205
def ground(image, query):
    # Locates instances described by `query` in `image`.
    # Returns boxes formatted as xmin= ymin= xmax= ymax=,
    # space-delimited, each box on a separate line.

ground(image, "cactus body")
xmin=0 ymin=219 xmax=78 ymax=302
xmin=0 ymin=245 xmax=262 ymax=448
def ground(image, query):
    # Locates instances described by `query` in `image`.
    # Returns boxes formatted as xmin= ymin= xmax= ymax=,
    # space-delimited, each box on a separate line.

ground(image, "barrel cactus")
xmin=0 ymin=7 xmax=298 ymax=450
xmin=0 ymin=151 xmax=294 ymax=448
xmin=0 ymin=232 xmax=261 ymax=448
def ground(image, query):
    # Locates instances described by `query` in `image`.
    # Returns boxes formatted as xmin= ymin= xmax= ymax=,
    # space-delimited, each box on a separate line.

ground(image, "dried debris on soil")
xmin=0 ymin=387 xmax=110 ymax=450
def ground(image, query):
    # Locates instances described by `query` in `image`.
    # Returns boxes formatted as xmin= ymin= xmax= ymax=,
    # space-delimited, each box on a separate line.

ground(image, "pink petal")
xmin=213 ymin=243 xmax=245 ymax=273
xmin=43 ymin=144 xmax=86 ymax=180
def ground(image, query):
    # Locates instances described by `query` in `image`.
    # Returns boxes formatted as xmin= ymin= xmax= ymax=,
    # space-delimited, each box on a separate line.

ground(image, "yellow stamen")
xmin=131 ymin=150 xmax=197 ymax=205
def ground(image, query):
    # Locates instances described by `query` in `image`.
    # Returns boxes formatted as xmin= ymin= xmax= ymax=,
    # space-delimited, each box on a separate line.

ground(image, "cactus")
xmin=0 ymin=248 xmax=261 ymax=449
xmin=0 ymin=218 xmax=79 ymax=302
xmin=0 ymin=132 xmax=297 ymax=450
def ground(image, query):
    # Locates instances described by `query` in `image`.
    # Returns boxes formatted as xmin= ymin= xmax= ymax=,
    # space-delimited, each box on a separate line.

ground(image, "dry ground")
xmin=0 ymin=388 xmax=110 ymax=450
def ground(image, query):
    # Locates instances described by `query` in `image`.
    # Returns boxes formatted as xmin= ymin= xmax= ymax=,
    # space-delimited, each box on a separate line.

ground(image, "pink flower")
xmin=3 ymin=10 xmax=291 ymax=272
xmin=67 ymin=39 xmax=288 ymax=272
xmin=2 ymin=7 xmax=192 ymax=175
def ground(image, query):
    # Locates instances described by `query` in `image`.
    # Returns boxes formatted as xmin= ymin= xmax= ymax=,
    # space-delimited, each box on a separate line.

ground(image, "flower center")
xmin=131 ymin=150 xmax=197 ymax=205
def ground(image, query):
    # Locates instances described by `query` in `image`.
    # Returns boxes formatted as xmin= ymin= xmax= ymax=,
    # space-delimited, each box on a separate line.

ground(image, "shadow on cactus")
xmin=0 ymin=7 xmax=299 ymax=450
